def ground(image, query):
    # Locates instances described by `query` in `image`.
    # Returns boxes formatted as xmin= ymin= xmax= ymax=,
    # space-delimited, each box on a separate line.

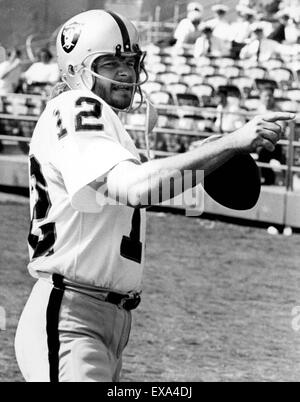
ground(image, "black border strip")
xmin=107 ymin=11 xmax=131 ymax=51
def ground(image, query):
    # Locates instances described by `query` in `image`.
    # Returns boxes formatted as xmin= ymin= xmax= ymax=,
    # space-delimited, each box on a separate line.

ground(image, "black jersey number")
xmin=120 ymin=209 xmax=142 ymax=264
xmin=28 ymin=156 xmax=57 ymax=259
xmin=75 ymin=97 xmax=104 ymax=131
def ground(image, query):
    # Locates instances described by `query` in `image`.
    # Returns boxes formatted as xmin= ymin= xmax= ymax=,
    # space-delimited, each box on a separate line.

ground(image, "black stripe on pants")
xmin=46 ymin=274 xmax=65 ymax=383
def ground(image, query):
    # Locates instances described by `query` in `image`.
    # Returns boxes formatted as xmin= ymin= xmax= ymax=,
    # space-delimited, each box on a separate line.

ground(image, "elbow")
xmin=106 ymin=182 xmax=142 ymax=208
xmin=127 ymin=186 xmax=143 ymax=208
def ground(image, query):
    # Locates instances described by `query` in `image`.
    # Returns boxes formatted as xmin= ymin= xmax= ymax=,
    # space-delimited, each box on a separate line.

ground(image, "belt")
xmin=50 ymin=274 xmax=141 ymax=311
xmin=105 ymin=291 xmax=141 ymax=311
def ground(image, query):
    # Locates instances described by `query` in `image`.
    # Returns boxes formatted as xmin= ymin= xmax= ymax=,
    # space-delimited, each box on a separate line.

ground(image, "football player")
xmin=15 ymin=9 xmax=294 ymax=382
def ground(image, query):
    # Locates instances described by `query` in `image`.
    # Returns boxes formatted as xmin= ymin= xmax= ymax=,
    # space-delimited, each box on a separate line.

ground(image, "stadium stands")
xmin=0 ymin=1 xmax=300 ymax=202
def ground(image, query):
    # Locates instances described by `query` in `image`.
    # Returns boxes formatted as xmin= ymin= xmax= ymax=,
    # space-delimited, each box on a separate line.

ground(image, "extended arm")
xmin=91 ymin=112 xmax=294 ymax=207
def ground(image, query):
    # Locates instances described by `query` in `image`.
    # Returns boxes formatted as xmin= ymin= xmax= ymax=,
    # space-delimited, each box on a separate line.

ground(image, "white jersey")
xmin=28 ymin=89 xmax=146 ymax=292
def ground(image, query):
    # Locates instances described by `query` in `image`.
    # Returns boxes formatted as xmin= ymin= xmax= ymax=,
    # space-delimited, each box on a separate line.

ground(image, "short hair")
xmin=261 ymin=85 xmax=275 ymax=94
xmin=38 ymin=48 xmax=53 ymax=60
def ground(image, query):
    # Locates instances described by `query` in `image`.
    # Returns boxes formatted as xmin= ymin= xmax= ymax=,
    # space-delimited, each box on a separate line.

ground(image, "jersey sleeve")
xmin=52 ymin=91 xmax=139 ymax=212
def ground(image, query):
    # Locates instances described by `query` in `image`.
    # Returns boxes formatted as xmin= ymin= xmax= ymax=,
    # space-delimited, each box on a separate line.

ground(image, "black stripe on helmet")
xmin=107 ymin=11 xmax=132 ymax=52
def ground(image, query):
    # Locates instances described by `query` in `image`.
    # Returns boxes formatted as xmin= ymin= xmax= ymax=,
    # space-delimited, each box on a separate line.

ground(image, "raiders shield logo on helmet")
xmin=61 ymin=22 xmax=82 ymax=53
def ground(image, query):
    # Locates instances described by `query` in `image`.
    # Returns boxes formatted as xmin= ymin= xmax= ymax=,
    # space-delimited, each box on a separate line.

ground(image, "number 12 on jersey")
xmin=28 ymin=156 xmax=57 ymax=259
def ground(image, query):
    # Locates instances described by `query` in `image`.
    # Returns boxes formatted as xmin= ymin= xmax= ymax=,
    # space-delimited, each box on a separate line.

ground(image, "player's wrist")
xmin=217 ymin=131 xmax=241 ymax=156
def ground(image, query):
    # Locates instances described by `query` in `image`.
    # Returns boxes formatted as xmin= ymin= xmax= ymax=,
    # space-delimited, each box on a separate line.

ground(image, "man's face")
xmin=204 ymin=29 xmax=213 ymax=38
xmin=216 ymin=10 xmax=226 ymax=18
xmin=254 ymin=29 xmax=264 ymax=40
xmin=260 ymin=89 xmax=274 ymax=109
xmin=92 ymin=54 xmax=137 ymax=110
xmin=40 ymin=51 xmax=51 ymax=63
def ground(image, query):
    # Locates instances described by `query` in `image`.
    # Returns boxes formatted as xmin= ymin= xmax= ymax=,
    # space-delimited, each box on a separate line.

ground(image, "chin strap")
xmin=143 ymin=91 xmax=158 ymax=160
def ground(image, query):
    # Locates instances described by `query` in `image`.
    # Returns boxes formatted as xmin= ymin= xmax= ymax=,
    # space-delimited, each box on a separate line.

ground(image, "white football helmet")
xmin=56 ymin=9 xmax=148 ymax=110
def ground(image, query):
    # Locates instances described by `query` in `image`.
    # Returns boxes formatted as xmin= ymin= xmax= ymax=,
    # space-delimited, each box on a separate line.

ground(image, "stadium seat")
xmin=142 ymin=81 xmax=164 ymax=94
xmin=261 ymin=58 xmax=284 ymax=70
xmin=275 ymin=98 xmax=300 ymax=113
xmin=177 ymin=114 xmax=196 ymax=131
xmin=175 ymin=93 xmax=200 ymax=107
xmin=243 ymin=96 xmax=261 ymax=111
xmin=191 ymin=83 xmax=214 ymax=99
xmin=245 ymin=66 xmax=267 ymax=80
xmin=169 ymin=64 xmax=193 ymax=75
xmin=171 ymin=55 xmax=189 ymax=65
xmin=195 ymin=65 xmax=219 ymax=78
xmin=255 ymin=79 xmax=278 ymax=92
xmin=231 ymin=76 xmax=254 ymax=95
xmin=147 ymin=62 xmax=168 ymax=74
xmin=219 ymin=65 xmax=242 ymax=79
xmin=193 ymin=114 xmax=215 ymax=133
xmin=144 ymin=43 xmax=161 ymax=55
xmin=159 ymin=54 xmax=173 ymax=64
xmin=286 ymin=88 xmax=300 ymax=102
xmin=167 ymin=82 xmax=189 ymax=95
xmin=158 ymin=113 xmax=180 ymax=129
xmin=157 ymin=114 xmax=174 ymax=128
xmin=214 ymin=57 xmax=236 ymax=69
xmin=186 ymin=57 xmax=197 ymax=68
xmin=147 ymin=72 xmax=157 ymax=82
xmin=156 ymin=72 xmax=181 ymax=85
xmin=174 ymin=47 xmax=194 ymax=57
xmin=289 ymin=61 xmax=300 ymax=74
xmin=144 ymin=54 xmax=163 ymax=65
xmin=126 ymin=112 xmax=146 ymax=127
xmin=205 ymin=75 xmax=228 ymax=90
xmin=180 ymin=73 xmax=203 ymax=87
xmin=196 ymin=56 xmax=215 ymax=67
xmin=268 ymin=68 xmax=295 ymax=87
xmin=149 ymin=90 xmax=174 ymax=105
xmin=200 ymin=105 xmax=218 ymax=120
xmin=159 ymin=46 xmax=175 ymax=57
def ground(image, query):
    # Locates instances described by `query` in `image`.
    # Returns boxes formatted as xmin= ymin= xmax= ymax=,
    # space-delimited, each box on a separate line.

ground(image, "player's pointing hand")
xmin=230 ymin=112 xmax=295 ymax=154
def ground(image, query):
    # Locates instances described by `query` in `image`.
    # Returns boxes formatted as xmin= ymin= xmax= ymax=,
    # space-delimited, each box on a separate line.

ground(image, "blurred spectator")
xmin=23 ymin=48 xmax=59 ymax=87
xmin=194 ymin=25 xmax=229 ymax=58
xmin=230 ymin=6 xmax=256 ymax=58
xmin=268 ymin=9 xmax=294 ymax=43
xmin=280 ymin=0 xmax=300 ymax=23
xmin=240 ymin=22 xmax=282 ymax=62
xmin=174 ymin=2 xmax=203 ymax=48
xmin=215 ymin=86 xmax=247 ymax=133
xmin=230 ymin=5 xmax=256 ymax=43
xmin=0 ymin=48 xmax=22 ymax=94
xmin=206 ymin=4 xmax=232 ymax=41
xmin=285 ymin=18 xmax=300 ymax=44
xmin=255 ymin=85 xmax=282 ymax=114
xmin=162 ymin=133 xmax=182 ymax=153
xmin=278 ymin=8 xmax=300 ymax=44
xmin=255 ymin=85 xmax=286 ymax=185
xmin=238 ymin=0 xmax=257 ymax=7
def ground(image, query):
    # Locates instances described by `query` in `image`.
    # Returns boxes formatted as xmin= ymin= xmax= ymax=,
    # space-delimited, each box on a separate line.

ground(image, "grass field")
xmin=0 ymin=197 xmax=300 ymax=382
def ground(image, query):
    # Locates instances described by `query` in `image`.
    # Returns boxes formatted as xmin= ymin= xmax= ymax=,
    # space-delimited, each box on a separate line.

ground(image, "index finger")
xmin=262 ymin=112 xmax=296 ymax=123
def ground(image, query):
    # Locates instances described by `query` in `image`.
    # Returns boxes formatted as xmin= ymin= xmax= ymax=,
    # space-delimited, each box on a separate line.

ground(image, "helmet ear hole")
xmin=68 ymin=65 xmax=76 ymax=76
